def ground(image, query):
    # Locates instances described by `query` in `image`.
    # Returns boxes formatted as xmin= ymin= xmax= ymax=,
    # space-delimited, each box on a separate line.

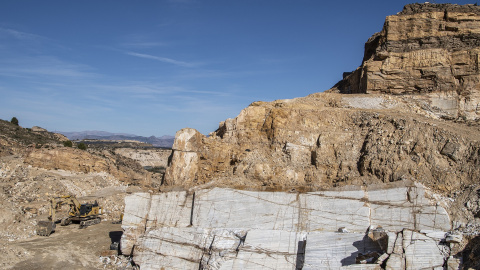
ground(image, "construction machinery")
xmin=36 ymin=195 xmax=103 ymax=236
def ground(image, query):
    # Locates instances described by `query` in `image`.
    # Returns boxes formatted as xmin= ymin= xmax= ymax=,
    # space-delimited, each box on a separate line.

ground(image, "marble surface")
xmin=121 ymin=183 xmax=454 ymax=269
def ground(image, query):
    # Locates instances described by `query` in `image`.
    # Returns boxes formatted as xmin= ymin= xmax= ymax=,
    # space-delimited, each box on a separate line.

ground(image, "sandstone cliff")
xmin=334 ymin=3 xmax=480 ymax=120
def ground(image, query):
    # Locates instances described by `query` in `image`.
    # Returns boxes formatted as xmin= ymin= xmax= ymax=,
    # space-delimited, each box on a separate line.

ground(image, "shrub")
xmin=63 ymin=140 xmax=73 ymax=147
xmin=145 ymin=166 xmax=166 ymax=173
xmin=77 ymin=142 xmax=87 ymax=150
xmin=10 ymin=117 xmax=19 ymax=126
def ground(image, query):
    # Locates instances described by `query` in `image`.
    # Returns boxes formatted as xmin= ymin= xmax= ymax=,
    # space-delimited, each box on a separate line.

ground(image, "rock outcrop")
xmin=24 ymin=147 xmax=161 ymax=186
xmin=334 ymin=3 xmax=480 ymax=120
xmin=114 ymin=148 xmax=171 ymax=168
xmin=163 ymin=93 xmax=480 ymax=194
xmin=122 ymin=3 xmax=480 ymax=269
xmin=121 ymin=182 xmax=457 ymax=269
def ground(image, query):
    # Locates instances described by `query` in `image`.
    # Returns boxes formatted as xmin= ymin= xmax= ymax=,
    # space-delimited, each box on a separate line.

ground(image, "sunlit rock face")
xmin=160 ymin=4 xmax=480 ymax=193
xmin=121 ymin=182 xmax=455 ymax=269
xmin=129 ymin=3 xmax=480 ymax=269
xmin=335 ymin=3 xmax=480 ymax=120
xmin=162 ymin=94 xmax=480 ymax=193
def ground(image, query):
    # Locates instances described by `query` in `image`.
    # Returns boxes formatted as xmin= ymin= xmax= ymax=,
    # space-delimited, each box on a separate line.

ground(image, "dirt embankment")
xmin=0 ymin=119 xmax=161 ymax=269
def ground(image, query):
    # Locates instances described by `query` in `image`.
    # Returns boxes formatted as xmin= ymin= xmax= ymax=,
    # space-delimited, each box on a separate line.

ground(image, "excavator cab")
xmin=80 ymin=204 xmax=91 ymax=216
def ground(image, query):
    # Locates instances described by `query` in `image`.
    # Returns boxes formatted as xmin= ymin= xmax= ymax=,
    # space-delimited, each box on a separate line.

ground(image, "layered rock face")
xmin=335 ymin=3 xmax=480 ymax=120
xmin=121 ymin=182 xmax=459 ymax=269
xmin=164 ymin=94 xmax=480 ymax=194
xmin=162 ymin=4 xmax=480 ymax=193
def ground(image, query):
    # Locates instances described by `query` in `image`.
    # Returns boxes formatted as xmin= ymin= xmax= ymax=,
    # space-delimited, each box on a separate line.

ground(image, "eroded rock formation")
xmin=334 ymin=3 xmax=480 ymax=120
xmin=163 ymin=94 xmax=480 ymax=193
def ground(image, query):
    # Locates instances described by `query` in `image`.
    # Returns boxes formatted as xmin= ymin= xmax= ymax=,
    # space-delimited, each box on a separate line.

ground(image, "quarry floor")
xmin=2 ymin=221 xmax=122 ymax=270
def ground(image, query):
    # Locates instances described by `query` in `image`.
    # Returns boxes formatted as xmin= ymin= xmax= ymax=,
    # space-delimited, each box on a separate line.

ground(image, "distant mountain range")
xmin=58 ymin=130 xmax=175 ymax=148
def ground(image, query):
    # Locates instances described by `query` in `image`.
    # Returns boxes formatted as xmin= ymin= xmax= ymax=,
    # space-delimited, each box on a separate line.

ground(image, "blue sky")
xmin=0 ymin=0 xmax=474 ymax=136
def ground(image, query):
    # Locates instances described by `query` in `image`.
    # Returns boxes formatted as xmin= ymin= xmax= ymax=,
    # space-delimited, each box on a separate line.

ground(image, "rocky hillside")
xmin=0 ymin=119 xmax=164 ymax=268
xmin=162 ymin=3 xmax=480 ymax=201
xmin=334 ymin=3 xmax=480 ymax=121
xmin=0 ymin=120 xmax=67 ymax=156
xmin=134 ymin=3 xmax=480 ymax=269
xmin=165 ymin=94 xmax=479 ymax=193
xmin=61 ymin=130 xmax=175 ymax=148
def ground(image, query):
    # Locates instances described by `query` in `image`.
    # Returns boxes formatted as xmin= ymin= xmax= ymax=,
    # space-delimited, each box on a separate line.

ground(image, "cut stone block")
xmin=120 ymin=184 xmax=453 ymax=269
xmin=299 ymin=192 xmax=370 ymax=232
xmin=303 ymin=232 xmax=382 ymax=270
xmin=385 ymin=254 xmax=405 ymax=270
xmin=415 ymin=205 xmax=451 ymax=231
xmin=146 ymin=191 xmax=192 ymax=229
xmin=133 ymin=227 xmax=204 ymax=270
xmin=193 ymin=188 xmax=299 ymax=231
xmin=386 ymin=232 xmax=397 ymax=254
xmin=370 ymin=204 xmax=414 ymax=231
xmin=121 ymin=192 xmax=151 ymax=256
xmin=403 ymin=230 xmax=449 ymax=270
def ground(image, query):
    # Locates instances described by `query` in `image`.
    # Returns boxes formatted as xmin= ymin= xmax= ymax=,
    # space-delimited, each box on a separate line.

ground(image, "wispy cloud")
xmin=125 ymin=51 xmax=199 ymax=67
xmin=87 ymin=81 xmax=229 ymax=99
xmin=0 ymin=56 xmax=96 ymax=79
xmin=117 ymin=32 xmax=169 ymax=48
xmin=0 ymin=27 xmax=47 ymax=41
xmin=121 ymin=41 xmax=167 ymax=49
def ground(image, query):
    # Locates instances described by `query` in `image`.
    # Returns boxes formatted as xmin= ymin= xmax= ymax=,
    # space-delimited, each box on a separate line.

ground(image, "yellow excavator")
xmin=36 ymin=195 xmax=103 ymax=236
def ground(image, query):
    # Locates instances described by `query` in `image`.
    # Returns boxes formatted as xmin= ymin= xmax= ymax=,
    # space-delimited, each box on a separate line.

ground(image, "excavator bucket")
xmin=36 ymin=221 xmax=55 ymax=236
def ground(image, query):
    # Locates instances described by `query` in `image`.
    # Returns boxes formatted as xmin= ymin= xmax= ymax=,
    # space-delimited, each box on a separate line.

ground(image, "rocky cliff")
xmin=164 ymin=93 xmax=480 ymax=195
xmin=334 ymin=3 xmax=480 ymax=121
xmin=122 ymin=3 xmax=480 ymax=269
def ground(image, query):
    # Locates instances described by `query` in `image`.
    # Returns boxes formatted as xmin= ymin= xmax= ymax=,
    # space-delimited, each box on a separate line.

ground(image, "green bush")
xmin=10 ymin=117 xmax=19 ymax=126
xmin=77 ymin=142 xmax=87 ymax=150
xmin=63 ymin=140 xmax=73 ymax=147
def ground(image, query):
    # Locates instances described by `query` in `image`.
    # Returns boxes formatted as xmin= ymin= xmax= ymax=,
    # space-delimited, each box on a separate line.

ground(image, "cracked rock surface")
xmin=122 ymin=182 xmax=462 ymax=269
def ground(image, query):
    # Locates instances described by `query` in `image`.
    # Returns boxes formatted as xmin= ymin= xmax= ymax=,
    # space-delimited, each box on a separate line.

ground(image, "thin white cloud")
xmin=0 ymin=56 xmax=96 ymax=79
xmin=177 ymin=88 xmax=230 ymax=96
xmin=86 ymin=81 xmax=230 ymax=101
xmin=121 ymin=42 xmax=167 ymax=49
xmin=125 ymin=51 xmax=199 ymax=67
xmin=0 ymin=27 xmax=46 ymax=41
